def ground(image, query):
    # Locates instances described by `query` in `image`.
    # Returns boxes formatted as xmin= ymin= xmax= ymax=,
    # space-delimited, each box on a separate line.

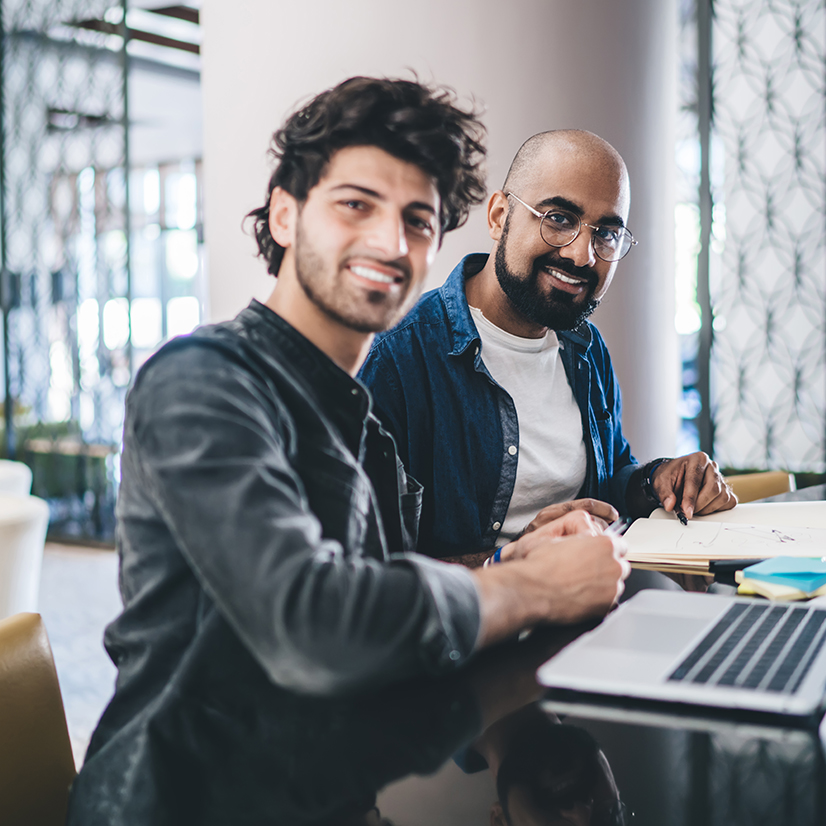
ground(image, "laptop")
xmin=536 ymin=590 xmax=826 ymax=718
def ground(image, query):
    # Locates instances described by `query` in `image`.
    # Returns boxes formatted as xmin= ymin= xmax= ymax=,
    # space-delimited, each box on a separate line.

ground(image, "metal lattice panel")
xmin=1 ymin=0 xmax=127 ymax=538
xmin=710 ymin=0 xmax=826 ymax=472
xmin=2 ymin=0 xmax=127 ymax=444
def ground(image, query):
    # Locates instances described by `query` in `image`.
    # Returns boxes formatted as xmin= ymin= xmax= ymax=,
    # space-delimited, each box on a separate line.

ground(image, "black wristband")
xmin=641 ymin=458 xmax=670 ymax=506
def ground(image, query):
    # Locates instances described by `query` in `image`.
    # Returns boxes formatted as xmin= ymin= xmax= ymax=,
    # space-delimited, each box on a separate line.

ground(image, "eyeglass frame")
xmin=506 ymin=192 xmax=638 ymax=262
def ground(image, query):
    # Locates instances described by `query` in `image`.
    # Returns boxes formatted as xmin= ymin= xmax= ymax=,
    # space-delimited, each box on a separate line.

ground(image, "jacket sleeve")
xmin=125 ymin=343 xmax=480 ymax=695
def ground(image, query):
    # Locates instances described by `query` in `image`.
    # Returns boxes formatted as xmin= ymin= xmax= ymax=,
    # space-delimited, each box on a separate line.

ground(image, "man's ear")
xmin=487 ymin=190 xmax=509 ymax=242
xmin=268 ymin=187 xmax=298 ymax=248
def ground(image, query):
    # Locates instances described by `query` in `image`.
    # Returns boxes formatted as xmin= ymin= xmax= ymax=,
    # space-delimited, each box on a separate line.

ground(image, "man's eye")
xmin=342 ymin=199 xmax=367 ymax=210
xmin=596 ymin=226 xmax=620 ymax=245
xmin=546 ymin=211 xmax=576 ymax=229
xmin=407 ymin=215 xmax=436 ymax=235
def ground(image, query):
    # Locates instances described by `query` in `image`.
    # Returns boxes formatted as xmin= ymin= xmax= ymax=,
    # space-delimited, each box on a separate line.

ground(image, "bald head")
xmin=503 ymin=130 xmax=630 ymax=219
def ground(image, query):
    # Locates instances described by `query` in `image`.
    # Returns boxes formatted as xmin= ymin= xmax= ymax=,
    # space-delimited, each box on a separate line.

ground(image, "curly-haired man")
xmin=67 ymin=77 xmax=629 ymax=823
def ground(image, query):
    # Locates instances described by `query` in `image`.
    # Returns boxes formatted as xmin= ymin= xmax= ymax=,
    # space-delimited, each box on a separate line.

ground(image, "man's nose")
xmin=557 ymin=228 xmax=596 ymax=268
xmin=366 ymin=211 xmax=409 ymax=259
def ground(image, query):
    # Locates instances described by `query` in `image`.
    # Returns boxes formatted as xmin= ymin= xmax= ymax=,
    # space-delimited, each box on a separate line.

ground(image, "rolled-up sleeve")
xmin=126 ymin=343 xmax=481 ymax=695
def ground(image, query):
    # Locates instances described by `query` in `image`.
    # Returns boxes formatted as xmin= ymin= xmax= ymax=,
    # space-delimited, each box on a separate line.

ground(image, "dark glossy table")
xmin=757 ymin=482 xmax=826 ymax=504
xmin=209 ymin=487 xmax=826 ymax=825
xmin=376 ymin=487 xmax=826 ymax=825
xmin=370 ymin=626 xmax=826 ymax=826
xmin=225 ymin=618 xmax=825 ymax=825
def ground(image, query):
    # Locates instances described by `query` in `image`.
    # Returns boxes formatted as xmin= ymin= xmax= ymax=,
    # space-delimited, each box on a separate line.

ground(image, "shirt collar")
xmin=438 ymin=253 xmax=593 ymax=356
xmin=240 ymin=300 xmax=372 ymax=422
xmin=438 ymin=253 xmax=487 ymax=357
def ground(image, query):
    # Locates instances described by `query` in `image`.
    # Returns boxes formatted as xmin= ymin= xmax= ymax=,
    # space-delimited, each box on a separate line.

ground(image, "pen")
xmin=675 ymin=508 xmax=688 ymax=526
xmin=605 ymin=517 xmax=631 ymax=537
xmin=707 ymin=558 xmax=763 ymax=574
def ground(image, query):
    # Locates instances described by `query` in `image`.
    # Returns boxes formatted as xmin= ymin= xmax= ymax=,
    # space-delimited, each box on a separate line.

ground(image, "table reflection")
xmin=143 ymin=618 xmax=826 ymax=824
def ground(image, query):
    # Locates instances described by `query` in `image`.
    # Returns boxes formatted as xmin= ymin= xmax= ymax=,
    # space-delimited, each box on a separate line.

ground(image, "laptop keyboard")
xmin=668 ymin=603 xmax=826 ymax=694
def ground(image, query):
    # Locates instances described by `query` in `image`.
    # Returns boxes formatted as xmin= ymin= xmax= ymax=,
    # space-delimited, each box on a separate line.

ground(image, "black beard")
xmin=494 ymin=225 xmax=600 ymax=331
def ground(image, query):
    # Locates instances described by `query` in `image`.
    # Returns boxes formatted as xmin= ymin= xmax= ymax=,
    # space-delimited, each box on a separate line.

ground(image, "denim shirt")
xmin=359 ymin=254 xmax=639 ymax=559
xmin=68 ymin=301 xmax=480 ymax=824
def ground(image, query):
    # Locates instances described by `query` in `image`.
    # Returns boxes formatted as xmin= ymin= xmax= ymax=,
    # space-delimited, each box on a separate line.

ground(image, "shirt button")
xmin=351 ymin=388 xmax=359 ymax=395
xmin=508 ymin=445 xmax=517 ymax=456
xmin=492 ymin=521 xmax=501 ymax=531
xmin=474 ymin=346 xmax=480 ymax=356
xmin=449 ymin=649 xmax=461 ymax=661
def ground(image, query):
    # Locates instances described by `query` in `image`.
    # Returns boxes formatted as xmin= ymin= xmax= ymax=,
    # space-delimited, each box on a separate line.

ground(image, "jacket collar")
xmin=438 ymin=253 xmax=594 ymax=356
xmin=230 ymin=300 xmax=373 ymax=422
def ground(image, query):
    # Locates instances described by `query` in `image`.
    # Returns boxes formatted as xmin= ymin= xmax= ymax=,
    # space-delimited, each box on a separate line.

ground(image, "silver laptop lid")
xmin=536 ymin=590 xmax=826 ymax=718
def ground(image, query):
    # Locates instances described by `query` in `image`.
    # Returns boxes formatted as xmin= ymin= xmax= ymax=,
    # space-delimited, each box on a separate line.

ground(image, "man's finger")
xmin=692 ymin=462 xmax=725 ymax=512
xmin=592 ymin=516 xmax=610 ymax=532
xmin=569 ymin=498 xmax=619 ymax=523
xmin=654 ymin=460 xmax=683 ymax=513
xmin=695 ymin=478 xmax=737 ymax=515
xmin=676 ymin=456 xmax=708 ymax=519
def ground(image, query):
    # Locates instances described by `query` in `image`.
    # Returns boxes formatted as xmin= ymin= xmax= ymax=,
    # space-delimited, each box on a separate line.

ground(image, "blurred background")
xmin=0 ymin=0 xmax=823 ymax=546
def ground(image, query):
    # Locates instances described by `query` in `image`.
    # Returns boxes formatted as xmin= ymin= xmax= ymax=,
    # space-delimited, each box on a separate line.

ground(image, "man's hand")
xmin=652 ymin=452 xmax=737 ymax=519
xmin=500 ymin=509 xmax=605 ymax=561
xmin=472 ymin=517 xmax=630 ymax=647
xmin=522 ymin=499 xmax=619 ymax=536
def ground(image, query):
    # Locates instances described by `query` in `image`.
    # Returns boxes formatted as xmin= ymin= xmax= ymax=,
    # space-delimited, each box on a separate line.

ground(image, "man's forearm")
xmin=472 ymin=563 xmax=546 ymax=646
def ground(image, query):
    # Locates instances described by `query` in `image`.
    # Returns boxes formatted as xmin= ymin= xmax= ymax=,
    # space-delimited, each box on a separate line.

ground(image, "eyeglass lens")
xmin=539 ymin=210 xmax=633 ymax=262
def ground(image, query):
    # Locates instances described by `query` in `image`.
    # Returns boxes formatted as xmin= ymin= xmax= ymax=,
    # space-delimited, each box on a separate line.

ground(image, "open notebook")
xmin=624 ymin=501 xmax=826 ymax=574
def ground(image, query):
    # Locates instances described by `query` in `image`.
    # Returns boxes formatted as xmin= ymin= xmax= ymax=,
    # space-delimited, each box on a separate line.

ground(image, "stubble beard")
xmin=293 ymin=220 xmax=416 ymax=335
xmin=493 ymin=219 xmax=600 ymax=331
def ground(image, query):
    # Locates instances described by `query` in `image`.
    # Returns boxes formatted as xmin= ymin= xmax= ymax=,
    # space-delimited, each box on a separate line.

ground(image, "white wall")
xmin=200 ymin=0 xmax=679 ymax=459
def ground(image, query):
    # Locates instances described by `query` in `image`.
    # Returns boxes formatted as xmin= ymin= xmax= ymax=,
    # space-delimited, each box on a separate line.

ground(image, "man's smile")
xmin=347 ymin=261 xmax=407 ymax=292
xmin=541 ymin=264 xmax=590 ymax=294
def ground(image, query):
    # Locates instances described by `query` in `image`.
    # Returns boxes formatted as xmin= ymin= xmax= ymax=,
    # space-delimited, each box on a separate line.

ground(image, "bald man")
xmin=359 ymin=130 xmax=736 ymax=565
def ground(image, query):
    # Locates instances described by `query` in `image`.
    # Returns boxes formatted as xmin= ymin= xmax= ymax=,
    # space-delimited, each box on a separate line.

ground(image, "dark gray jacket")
xmin=67 ymin=301 xmax=480 ymax=825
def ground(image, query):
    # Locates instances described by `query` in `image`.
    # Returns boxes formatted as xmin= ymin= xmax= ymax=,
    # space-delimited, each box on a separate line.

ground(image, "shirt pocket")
xmin=399 ymin=471 xmax=423 ymax=552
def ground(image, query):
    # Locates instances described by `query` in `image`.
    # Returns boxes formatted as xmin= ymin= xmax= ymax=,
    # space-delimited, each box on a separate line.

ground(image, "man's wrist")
xmin=626 ymin=457 xmax=673 ymax=519
xmin=641 ymin=457 xmax=670 ymax=507
xmin=483 ymin=546 xmax=504 ymax=567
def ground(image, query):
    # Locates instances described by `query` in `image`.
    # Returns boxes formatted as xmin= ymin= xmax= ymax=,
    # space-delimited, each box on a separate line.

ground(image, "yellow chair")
xmin=724 ymin=471 xmax=795 ymax=504
xmin=0 ymin=613 xmax=76 ymax=826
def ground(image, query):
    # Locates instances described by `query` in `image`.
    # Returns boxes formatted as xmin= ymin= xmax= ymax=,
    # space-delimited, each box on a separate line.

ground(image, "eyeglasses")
xmin=506 ymin=192 xmax=637 ymax=263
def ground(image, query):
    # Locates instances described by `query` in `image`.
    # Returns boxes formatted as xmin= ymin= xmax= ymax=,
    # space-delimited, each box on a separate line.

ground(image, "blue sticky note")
xmin=745 ymin=557 xmax=826 ymax=593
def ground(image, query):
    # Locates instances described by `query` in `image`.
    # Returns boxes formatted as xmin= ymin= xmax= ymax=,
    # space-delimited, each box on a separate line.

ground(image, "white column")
xmin=201 ymin=0 xmax=679 ymax=459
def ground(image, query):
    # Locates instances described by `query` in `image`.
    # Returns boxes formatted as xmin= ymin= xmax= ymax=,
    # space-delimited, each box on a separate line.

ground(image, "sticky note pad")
xmin=745 ymin=557 xmax=826 ymax=593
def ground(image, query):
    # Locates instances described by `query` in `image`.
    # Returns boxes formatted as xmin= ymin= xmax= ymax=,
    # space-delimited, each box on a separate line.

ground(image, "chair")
xmin=0 ymin=459 xmax=33 ymax=495
xmin=725 ymin=470 xmax=795 ymax=504
xmin=0 ymin=612 xmax=76 ymax=826
xmin=0 ymin=495 xmax=50 ymax=620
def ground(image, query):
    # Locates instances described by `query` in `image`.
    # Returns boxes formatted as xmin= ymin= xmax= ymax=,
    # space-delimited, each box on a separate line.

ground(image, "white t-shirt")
xmin=469 ymin=306 xmax=587 ymax=542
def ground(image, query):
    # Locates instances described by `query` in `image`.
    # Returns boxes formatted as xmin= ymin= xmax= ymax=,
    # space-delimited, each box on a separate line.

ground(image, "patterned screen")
xmin=709 ymin=0 xmax=826 ymax=472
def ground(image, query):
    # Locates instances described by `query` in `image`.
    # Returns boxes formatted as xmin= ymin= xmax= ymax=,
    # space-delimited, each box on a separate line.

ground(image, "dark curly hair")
xmin=246 ymin=76 xmax=487 ymax=276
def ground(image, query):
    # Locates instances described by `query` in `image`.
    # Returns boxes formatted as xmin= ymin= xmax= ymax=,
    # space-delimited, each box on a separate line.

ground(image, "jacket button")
xmin=508 ymin=445 xmax=517 ymax=456
xmin=492 ymin=521 xmax=501 ymax=531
